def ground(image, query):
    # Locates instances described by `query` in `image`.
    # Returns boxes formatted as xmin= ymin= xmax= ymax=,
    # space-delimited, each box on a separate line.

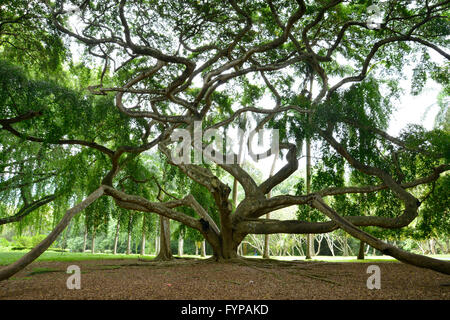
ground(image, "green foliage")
xmin=11 ymin=234 xmax=46 ymax=248
xmin=0 ymin=237 xmax=11 ymax=248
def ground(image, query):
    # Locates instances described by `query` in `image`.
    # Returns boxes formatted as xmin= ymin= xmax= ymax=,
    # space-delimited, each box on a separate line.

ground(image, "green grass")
xmin=0 ymin=250 xmax=448 ymax=266
xmin=27 ymin=267 xmax=62 ymax=276
xmin=0 ymin=250 xmax=155 ymax=266
xmin=243 ymin=254 xmax=450 ymax=263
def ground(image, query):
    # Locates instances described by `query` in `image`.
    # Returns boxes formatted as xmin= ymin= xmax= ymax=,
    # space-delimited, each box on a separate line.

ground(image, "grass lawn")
xmin=0 ymin=251 xmax=155 ymax=266
xmin=1 ymin=251 xmax=449 ymax=266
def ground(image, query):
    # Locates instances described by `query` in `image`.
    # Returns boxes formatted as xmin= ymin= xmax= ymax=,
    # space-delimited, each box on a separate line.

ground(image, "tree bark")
xmin=178 ymin=237 xmax=184 ymax=256
xmin=113 ymin=219 xmax=120 ymax=255
xmin=342 ymin=235 xmax=349 ymax=256
xmin=357 ymin=240 xmax=365 ymax=260
xmin=82 ymin=225 xmax=88 ymax=252
xmin=155 ymin=216 xmax=172 ymax=260
xmin=126 ymin=215 xmax=133 ymax=255
xmin=429 ymin=239 xmax=436 ymax=255
xmin=201 ymin=240 xmax=206 ymax=257
xmin=0 ymin=187 xmax=104 ymax=281
xmin=263 ymin=215 xmax=270 ymax=259
xmin=155 ymin=236 xmax=160 ymax=255
xmin=141 ymin=215 xmax=146 ymax=255
xmin=91 ymin=227 xmax=96 ymax=254
xmin=311 ymin=197 xmax=450 ymax=275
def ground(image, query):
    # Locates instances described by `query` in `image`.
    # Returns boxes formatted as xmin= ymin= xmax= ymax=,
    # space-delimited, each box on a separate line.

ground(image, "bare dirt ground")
xmin=0 ymin=258 xmax=449 ymax=300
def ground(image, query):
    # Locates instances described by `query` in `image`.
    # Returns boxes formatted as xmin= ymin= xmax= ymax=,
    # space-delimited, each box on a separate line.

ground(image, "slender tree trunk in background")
xmin=141 ymin=234 xmax=146 ymax=255
xmin=0 ymin=187 xmax=104 ymax=281
xmin=429 ymin=239 xmax=436 ymax=255
xmin=357 ymin=240 xmax=365 ymax=260
xmin=126 ymin=230 xmax=131 ymax=255
xmin=141 ymin=215 xmax=146 ymax=255
xmin=82 ymin=226 xmax=88 ymax=252
xmin=325 ymin=235 xmax=335 ymax=256
xmin=91 ymin=227 xmax=96 ymax=254
xmin=315 ymin=236 xmax=322 ymax=256
xmin=155 ymin=236 xmax=160 ymax=255
xmin=113 ymin=219 xmax=120 ymax=255
xmin=126 ymin=216 xmax=132 ymax=255
xmin=446 ymin=239 xmax=450 ymax=254
xmin=201 ymin=240 xmax=206 ymax=257
xmin=436 ymin=240 xmax=444 ymax=254
xmin=195 ymin=242 xmax=199 ymax=255
xmin=263 ymin=215 xmax=270 ymax=259
xmin=343 ymin=235 xmax=349 ymax=256
xmin=155 ymin=216 xmax=172 ymax=260
xmin=141 ymin=232 xmax=146 ymax=256
xmin=178 ymin=237 xmax=184 ymax=256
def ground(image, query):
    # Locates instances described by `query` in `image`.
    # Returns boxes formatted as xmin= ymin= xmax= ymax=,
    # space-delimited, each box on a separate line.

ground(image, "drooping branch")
xmin=310 ymin=196 xmax=450 ymax=275
xmin=103 ymin=185 xmax=222 ymax=252
xmin=0 ymin=186 xmax=105 ymax=281
xmin=1 ymin=122 xmax=114 ymax=157
xmin=0 ymin=194 xmax=56 ymax=226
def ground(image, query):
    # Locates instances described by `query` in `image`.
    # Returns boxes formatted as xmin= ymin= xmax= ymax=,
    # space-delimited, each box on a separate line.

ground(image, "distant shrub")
xmin=31 ymin=234 xmax=47 ymax=247
xmin=12 ymin=234 xmax=47 ymax=248
xmin=12 ymin=235 xmax=33 ymax=248
xmin=0 ymin=237 xmax=11 ymax=248
xmin=66 ymin=236 xmax=84 ymax=252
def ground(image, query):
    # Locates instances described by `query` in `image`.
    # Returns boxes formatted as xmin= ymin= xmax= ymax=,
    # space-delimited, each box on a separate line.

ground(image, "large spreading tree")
xmin=0 ymin=0 xmax=449 ymax=280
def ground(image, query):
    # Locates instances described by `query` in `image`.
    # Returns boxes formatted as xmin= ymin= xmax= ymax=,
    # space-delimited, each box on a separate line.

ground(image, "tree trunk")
xmin=306 ymin=234 xmax=314 ymax=259
xmin=201 ymin=240 xmax=206 ymax=257
xmin=342 ymin=235 xmax=349 ymax=256
xmin=113 ymin=219 xmax=120 ymax=255
xmin=315 ymin=235 xmax=322 ymax=256
xmin=91 ymin=227 xmax=96 ymax=254
xmin=155 ymin=236 xmax=160 ymax=255
xmin=429 ymin=239 xmax=436 ymax=255
xmin=126 ymin=215 xmax=133 ymax=255
xmin=311 ymin=198 xmax=450 ymax=274
xmin=127 ymin=230 xmax=132 ymax=255
xmin=357 ymin=240 xmax=365 ymax=260
xmin=141 ymin=215 xmax=146 ymax=256
xmin=141 ymin=232 xmax=146 ymax=256
xmin=263 ymin=214 xmax=270 ymax=259
xmin=325 ymin=234 xmax=335 ymax=256
xmin=0 ymin=187 xmax=104 ymax=281
xmin=195 ymin=242 xmax=199 ymax=256
xmin=178 ymin=237 xmax=184 ymax=256
xmin=82 ymin=226 xmax=88 ymax=252
xmin=155 ymin=216 xmax=172 ymax=260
